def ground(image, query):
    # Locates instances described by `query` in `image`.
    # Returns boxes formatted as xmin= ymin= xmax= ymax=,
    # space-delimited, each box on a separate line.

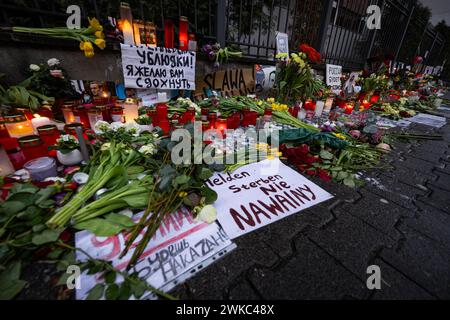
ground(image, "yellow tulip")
xmin=94 ymin=38 xmax=106 ymax=50
xmin=79 ymin=41 xmax=86 ymax=50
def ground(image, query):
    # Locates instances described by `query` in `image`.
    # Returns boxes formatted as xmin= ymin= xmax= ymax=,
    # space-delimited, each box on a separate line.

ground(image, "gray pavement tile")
xmin=370 ymin=259 xmax=435 ymax=300
xmin=380 ymin=226 xmax=450 ymax=299
xmin=248 ymin=236 xmax=368 ymax=300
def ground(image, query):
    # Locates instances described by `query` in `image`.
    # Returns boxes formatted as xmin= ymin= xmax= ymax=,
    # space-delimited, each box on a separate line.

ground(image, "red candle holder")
xmin=64 ymin=123 xmax=88 ymax=140
xmin=216 ymin=117 xmax=227 ymax=135
xmin=73 ymin=105 xmax=90 ymax=128
xmin=344 ymin=102 xmax=355 ymax=115
xmin=37 ymin=124 xmax=60 ymax=150
xmin=164 ymin=19 xmax=174 ymax=48
xmin=158 ymin=119 xmax=170 ymax=135
xmin=111 ymin=106 xmax=124 ymax=123
xmin=156 ymin=103 xmax=168 ymax=119
xmin=208 ymin=112 xmax=217 ymax=129
xmin=179 ymin=16 xmax=189 ymax=51
xmin=18 ymin=135 xmax=47 ymax=162
xmin=1 ymin=138 xmax=26 ymax=169
xmin=304 ymin=99 xmax=316 ymax=111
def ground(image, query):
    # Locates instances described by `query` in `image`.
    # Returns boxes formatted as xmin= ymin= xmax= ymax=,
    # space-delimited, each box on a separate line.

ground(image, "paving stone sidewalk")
xmin=171 ymin=109 xmax=450 ymax=300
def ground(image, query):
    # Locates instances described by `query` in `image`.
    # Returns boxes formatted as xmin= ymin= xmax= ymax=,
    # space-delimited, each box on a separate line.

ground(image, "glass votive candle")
xmin=123 ymin=98 xmax=139 ymax=123
xmin=88 ymin=107 xmax=104 ymax=130
xmin=37 ymin=124 xmax=60 ymax=149
xmin=97 ymin=105 xmax=111 ymax=122
xmin=4 ymin=113 xmax=34 ymax=138
xmin=0 ymin=116 xmax=10 ymax=138
xmin=73 ymin=105 xmax=90 ymax=128
xmin=62 ymin=104 xmax=75 ymax=124
xmin=208 ymin=112 xmax=217 ymax=128
xmin=111 ymin=107 xmax=124 ymax=123
xmin=156 ymin=103 xmax=168 ymax=120
xmin=18 ymin=135 xmax=47 ymax=162
xmin=64 ymin=123 xmax=88 ymax=140
xmin=0 ymin=144 xmax=15 ymax=177
xmin=1 ymin=138 xmax=25 ymax=169
xmin=158 ymin=118 xmax=170 ymax=135
xmin=344 ymin=102 xmax=355 ymax=115
xmin=216 ymin=117 xmax=227 ymax=135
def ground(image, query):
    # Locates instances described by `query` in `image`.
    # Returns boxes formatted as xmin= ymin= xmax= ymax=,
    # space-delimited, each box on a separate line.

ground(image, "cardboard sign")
xmin=75 ymin=207 xmax=233 ymax=299
xmin=121 ymin=44 xmax=196 ymax=90
xmin=205 ymin=159 xmax=333 ymax=239
xmin=408 ymin=113 xmax=446 ymax=128
xmin=194 ymin=68 xmax=255 ymax=99
xmin=326 ymin=64 xmax=342 ymax=86
xmin=276 ymin=32 xmax=289 ymax=57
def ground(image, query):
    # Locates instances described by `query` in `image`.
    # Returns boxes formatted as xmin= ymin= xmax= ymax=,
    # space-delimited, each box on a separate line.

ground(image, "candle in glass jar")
xmin=31 ymin=114 xmax=51 ymax=132
xmin=315 ymin=101 xmax=325 ymax=117
xmin=344 ymin=102 xmax=355 ymax=114
xmin=216 ymin=117 xmax=227 ymax=135
xmin=62 ymin=104 xmax=75 ymax=124
xmin=88 ymin=108 xmax=104 ymax=130
xmin=4 ymin=114 xmax=35 ymax=138
xmin=37 ymin=124 xmax=60 ymax=149
xmin=123 ymin=98 xmax=139 ymax=123
xmin=111 ymin=107 xmax=124 ymax=123
xmin=324 ymin=96 xmax=334 ymax=113
xmin=18 ymin=135 xmax=47 ymax=162
xmin=1 ymin=138 xmax=26 ymax=169
xmin=0 ymin=144 xmax=15 ymax=177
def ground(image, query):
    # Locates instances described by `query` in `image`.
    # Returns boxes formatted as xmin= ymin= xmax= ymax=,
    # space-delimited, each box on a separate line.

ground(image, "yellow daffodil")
xmin=88 ymin=17 xmax=103 ymax=31
xmin=333 ymin=133 xmax=347 ymax=141
xmin=267 ymin=154 xmax=275 ymax=160
xmin=95 ymin=31 xmax=105 ymax=39
xmin=79 ymin=41 xmax=86 ymax=50
xmin=82 ymin=41 xmax=95 ymax=57
xmin=94 ymin=38 xmax=106 ymax=50
xmin=266 ymin=97 xmax=275 ymax=103
xmin=178 ymin=191 xmax=188 ymax=198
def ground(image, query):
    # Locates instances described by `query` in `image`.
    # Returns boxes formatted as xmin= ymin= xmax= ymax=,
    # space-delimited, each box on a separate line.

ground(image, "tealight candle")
xmin=62 ymin=104 xmax=75 ymax=124
xmin=344 ymin=102 xmax=355 ymax=115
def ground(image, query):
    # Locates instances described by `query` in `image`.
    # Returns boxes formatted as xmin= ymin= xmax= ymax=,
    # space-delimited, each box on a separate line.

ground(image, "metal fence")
xmin=0 ymin=0 xmax=447 ymax=71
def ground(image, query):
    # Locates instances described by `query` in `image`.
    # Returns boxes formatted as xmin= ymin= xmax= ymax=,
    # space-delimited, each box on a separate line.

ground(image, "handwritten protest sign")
xmin=326 ymin=64 xmax=342 ymax=87
xmin=205 ymin=159 xmax=333 ymax=239
xmin=75 ymin=207 xmax=233 ymax=299
xmin=194 ymin=68 xmax=255 ymax=98
xmin=121 ymin=44 xmax=196 ymax=90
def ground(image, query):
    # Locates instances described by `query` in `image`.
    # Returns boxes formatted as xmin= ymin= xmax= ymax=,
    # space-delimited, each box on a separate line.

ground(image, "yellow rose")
xmin=94 ymin=38 xmax=106 ymax=50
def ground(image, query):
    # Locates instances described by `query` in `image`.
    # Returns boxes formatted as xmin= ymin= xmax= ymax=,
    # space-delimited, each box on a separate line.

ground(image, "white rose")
xmin=47 ymin=58 xmax=60 ymax=67
xmin=196 ymin=205 xmax=217 ymax=224
xmin=94 ymin=120 xmax=110 ymax=134
xmin=29 ymin=64 xmax=40 ymax=72
xmin=110 ymin=122 xmax=124 ymax=132
xmin=125 ymin=121 xmax=141 ymax=136
xmin=100 ymin=143 xmax=111 ymax=151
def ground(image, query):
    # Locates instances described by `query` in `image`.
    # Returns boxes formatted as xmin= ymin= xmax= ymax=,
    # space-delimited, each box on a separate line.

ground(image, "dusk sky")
xmin=420 ymin=0 xmax=450 ymax=25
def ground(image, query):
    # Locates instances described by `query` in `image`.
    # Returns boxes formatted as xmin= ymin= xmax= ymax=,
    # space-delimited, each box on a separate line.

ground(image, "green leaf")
xmin=56 ymin=272 xmax=71 ymax=286
xmin=198 ymin=167 xmax=213 ymax=180
xmin=0 ymin=261 xmax=27 ymax=300
xmin=343 ymin=177 xmax=356 ymax=188
xmin=105 ymin=213 xmax=135 ymax=228
xmin=319 ymin=150 xmax=334 ymax=160
xmin=105 ymin=283 xmax=120 ymax=300
xmin=74 ymin=219 xmax=125 ymax=237
xmin=32 ymin=228 xmax=63 ymax=245
xmin=336 ymin=171 xmax=349 ymax=181
xmin=104 ymin=271 xmax=116 ymax=284
xmin=119 ymin=281 xmax=132 ymax=300
xmin=132 ymin=281 xmax=147 ymax=299
xmin=0 ymin=201 xmax=26 ymax=215
xmin=173 ymin=174 xmax=190 ymax=187
xmin=31 ymin=224 xmax=46 ymax=233
xmin=86 ymin=284 xmax=105 ymax=300
xmin=201 ymin=187 xmax=218 ymax=205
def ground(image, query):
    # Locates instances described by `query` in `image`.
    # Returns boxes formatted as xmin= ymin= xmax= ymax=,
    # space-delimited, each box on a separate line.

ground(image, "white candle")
xmin=324 ymin=97 xmax=334 ymax=113
xmin=315 ymin=101 xmax=325 ymax=117
xmin=31 ymin=115 xmax=51 ymax=132
xmin=298 ymin=109 xmax=306 ymax=120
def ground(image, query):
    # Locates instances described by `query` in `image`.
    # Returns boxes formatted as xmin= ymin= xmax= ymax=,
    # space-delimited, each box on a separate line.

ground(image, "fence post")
xmin=395 ymin=5 xmax=415 ymax=63
xmin=216 ymin=0 xmax=226 ymax=47
xmin=317 ymin=0 xmax=334 ymax=53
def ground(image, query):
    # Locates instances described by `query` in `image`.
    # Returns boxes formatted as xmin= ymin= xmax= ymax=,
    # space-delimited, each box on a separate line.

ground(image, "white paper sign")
xmin=121 ymin=44 xmax=196 ymax=90
xmin=326 ymin=64 xmax=342 ymax=86
xmin=205 ymin=159 xmax=333 ymax=239
xmin=408 ymin=113 xmax=447 ymax=128
xmin=75 ymin=207 xmax=232 ymax=299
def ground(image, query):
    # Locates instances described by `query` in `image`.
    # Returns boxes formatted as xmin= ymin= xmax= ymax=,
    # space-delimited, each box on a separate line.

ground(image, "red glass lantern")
xmin=18 ymin=135 xmax=47 ymax=162
xmin=111 ymin=107 xmax=124 ymax=123
xmin=158 ymin=118 xmax=170 ymax=135
xmin=208 ymin=112 xmax=217 ymax=129
xmin=0 ymin=116 xmax=10 ymax=139
xmin=304 ymin=99 xmax=316 ymax=111
xmin=344 ymin=102 xmax=355 ymax=115
xmin=370 ymin=93 xmax=380 ymax=103
xmin=216 ymin=117 xmax=227 ymax=135
xmin=73 ymin=105 xmax=90 ymax=128
xmin=179 ymin=16 xmax=189 ymax=51
xmin=37 ymin=124 xmax=60 ymax=150
xmin=164 ymin=19 xmax=174 ymax=48
xmin=1 ymin=138 xmax=26 ymax=169
xmin=156 ymin=103 xmax=168 ymax=119
xmin=64 ymin=123 xmax=88 ymax=140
